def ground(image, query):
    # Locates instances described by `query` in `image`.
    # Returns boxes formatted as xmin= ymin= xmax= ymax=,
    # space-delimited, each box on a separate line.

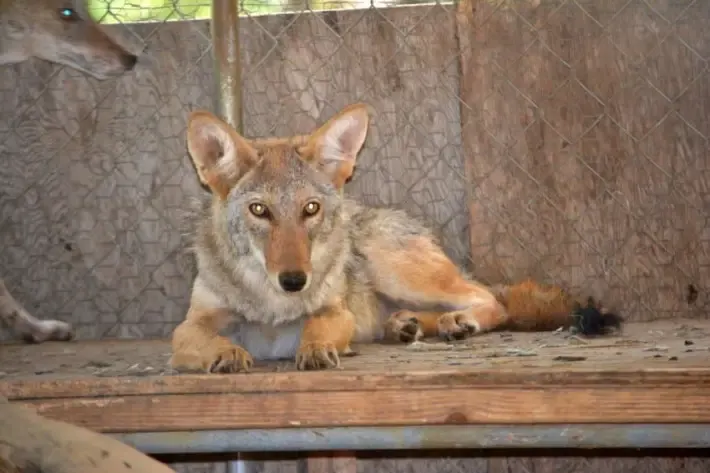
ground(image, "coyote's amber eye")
xmin=303 ymin=201 xmax=320 ymax=217
xmin=249 ymin=203 xmax=269 ymax=218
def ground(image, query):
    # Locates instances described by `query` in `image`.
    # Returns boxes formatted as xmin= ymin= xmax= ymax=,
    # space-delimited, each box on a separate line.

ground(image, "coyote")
xmin=170 ymin=103 xmax=622 ymax=372
xmin=0 ymin=0 xmax=138 ymax=343
xmin=0 ymin=0 xmax=138 ymax=79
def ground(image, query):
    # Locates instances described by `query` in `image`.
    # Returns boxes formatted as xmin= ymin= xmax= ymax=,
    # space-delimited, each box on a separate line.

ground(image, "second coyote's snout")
xmin=1 ymin=0 xmax=138 ymax=80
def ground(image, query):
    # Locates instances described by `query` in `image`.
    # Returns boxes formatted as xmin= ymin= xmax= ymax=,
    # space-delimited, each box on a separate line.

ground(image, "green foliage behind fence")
xmin=87 ymin=0 xmax=377 ymax=24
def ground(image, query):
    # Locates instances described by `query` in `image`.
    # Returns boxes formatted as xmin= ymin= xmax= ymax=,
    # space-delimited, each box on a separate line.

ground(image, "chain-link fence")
xmin=0 ymin=0 xmax=708 ymax=341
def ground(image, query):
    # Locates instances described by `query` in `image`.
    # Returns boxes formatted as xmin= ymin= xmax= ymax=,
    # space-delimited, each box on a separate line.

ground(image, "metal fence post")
xmin=213 ymin=0 xmax=246 ymax=468
xmin=211 ymin=0 xmax=243 ymax=132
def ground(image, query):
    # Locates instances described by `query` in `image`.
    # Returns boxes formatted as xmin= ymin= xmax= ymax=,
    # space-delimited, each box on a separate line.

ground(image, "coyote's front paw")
xmin=384 ymin=311 xmax=423 ymax=343
xmin=296 ymin=341 xmax=340 ymax=370
xmin=437 ymin=312 xmax=479 ymax=341
xmin=207 ymin=342 xmax=254 ymax=373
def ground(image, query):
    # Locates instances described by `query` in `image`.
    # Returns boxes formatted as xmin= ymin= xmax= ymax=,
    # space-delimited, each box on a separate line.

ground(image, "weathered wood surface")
xmin=457 ymin=0 xmax=710 ymax=321
xmin=0 ymin=397 xmax=176 ymax=473
xmin=3 ymin=320 xmax=710 ymax=433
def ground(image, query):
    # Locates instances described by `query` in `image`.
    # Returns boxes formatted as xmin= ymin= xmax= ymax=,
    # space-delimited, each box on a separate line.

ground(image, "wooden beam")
xmin=4 ymin=367 xmax=710 ymax=400
xmin=8 ymin=384 xmax=710 ymax=433
xmin=3 ymin=321 xmax=710 ymax=434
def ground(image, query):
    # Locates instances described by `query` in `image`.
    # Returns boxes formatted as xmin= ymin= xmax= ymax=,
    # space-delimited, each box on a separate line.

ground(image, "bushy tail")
xmin=490 ymin=280 xmax=623 ymax=336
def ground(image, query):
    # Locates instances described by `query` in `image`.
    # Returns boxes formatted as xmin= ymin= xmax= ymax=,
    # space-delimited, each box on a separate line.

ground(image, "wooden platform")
xmin=2 ymin=318 xmax=710 ymax=440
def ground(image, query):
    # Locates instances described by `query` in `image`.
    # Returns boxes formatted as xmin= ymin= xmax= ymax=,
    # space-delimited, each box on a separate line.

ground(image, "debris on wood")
xmin=485 ymin=348 xmax=537 ymax=358
xmin=553 ymin=355 xmax=587 ymax=362
xmin=643 ymin=346 xmax=669 ymax=352
xmin=566 ymin=334 xmax=589 ymax=345
xmin=535 ymin=343 xmax=563 ymax=349
xmin=84 ymin=360 xmax=112 ymax=369
xmin=405 ymin=341 xmax=455 ymax=352
xmin=505 ymin=348 xmax=537 ymax=357
xmin=2 ymin=319 xmax=709 ymax=378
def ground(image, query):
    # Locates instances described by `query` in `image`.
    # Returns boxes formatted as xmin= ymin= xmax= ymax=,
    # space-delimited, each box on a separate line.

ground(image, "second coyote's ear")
xmin=304 ymin=103 xmax=370 ymax=188
xmin=186 ymin=111 xmax=259 ymax=199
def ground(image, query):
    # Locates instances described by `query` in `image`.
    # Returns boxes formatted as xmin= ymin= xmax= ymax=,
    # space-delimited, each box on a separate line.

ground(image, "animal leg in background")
xmin=0 ymin=278 xmax=73 ymax=343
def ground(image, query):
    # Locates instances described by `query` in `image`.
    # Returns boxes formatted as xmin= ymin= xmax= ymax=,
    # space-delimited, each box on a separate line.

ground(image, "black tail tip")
xmin=570 ymin=296 xmax=624 ymax=337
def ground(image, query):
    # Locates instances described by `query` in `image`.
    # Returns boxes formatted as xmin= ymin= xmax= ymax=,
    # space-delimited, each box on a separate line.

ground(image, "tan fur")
xmin=265 ymin=222 xmax=312 ymax=277
xmin=491 ymin=279 xmax=577 ymax=331
xmin=171 ymin=103 xmax=583 ymax=372
xmin=297 ymin=298 xmax=357 ymax=370
xmin=387 ymin=280 xmax=579 ymax=342
xmin=364 ymin=236 xmax=495 ymax=308
xmin=171 ymin=308 xmax=254 ymax=373
xmin=0 ymin=0 xmax=137 ymax=344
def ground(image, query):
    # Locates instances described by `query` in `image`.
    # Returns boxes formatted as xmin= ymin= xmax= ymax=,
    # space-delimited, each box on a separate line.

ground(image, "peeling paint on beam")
xmin=113 ymin=424 xmax=710 ymax=454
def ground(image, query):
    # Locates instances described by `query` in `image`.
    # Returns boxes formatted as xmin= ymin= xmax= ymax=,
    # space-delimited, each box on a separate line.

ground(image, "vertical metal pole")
xmin=228 ymin=454 xmax=259 ymax=473
xmin=211 ymin=0 xmax=243 ymax=133
xmin=213 ymin=0 xmax=245 ymax=464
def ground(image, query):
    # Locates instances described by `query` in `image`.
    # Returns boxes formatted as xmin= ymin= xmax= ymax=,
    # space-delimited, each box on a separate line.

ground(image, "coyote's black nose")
xmin=278 ymin=271 xmax=308 ymax=292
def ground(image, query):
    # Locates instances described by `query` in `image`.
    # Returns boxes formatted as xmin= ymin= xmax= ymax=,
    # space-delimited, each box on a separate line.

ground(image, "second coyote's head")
xmin=1 ymin=0 xmax=138 ymax=79
xmin=186 ymin=104 xmax=370 ymax=295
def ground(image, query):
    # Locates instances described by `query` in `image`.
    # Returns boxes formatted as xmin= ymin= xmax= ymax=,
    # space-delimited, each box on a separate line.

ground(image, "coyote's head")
xmin=1 ymin=0 xmax=138 ymax=79
xmin=186 ymin=104 xmax=370 ymax=294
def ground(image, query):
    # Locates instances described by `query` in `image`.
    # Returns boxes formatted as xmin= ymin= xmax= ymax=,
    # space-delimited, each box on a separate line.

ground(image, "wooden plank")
xmin=12 ymin=386 xmax=710 ymax=433
xmin=3 ymin=319 xmax=708 ymax=388
xmin=3 ymin=320 xmax=710 ymax=432
xmin=4 ymin=368 xmax=710 ymax=400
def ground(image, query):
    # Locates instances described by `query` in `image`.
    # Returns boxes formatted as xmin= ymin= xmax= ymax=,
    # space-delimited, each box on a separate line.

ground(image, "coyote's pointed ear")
xmin=186 ymin=111 xmax=259 ymax=199
xmin=304 ymin=103 xmax=370 ymax=189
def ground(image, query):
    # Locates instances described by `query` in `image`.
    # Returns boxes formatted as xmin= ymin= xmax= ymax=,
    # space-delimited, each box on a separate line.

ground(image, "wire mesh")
xmin=0 ymin=0 xmax=707 ymax=340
